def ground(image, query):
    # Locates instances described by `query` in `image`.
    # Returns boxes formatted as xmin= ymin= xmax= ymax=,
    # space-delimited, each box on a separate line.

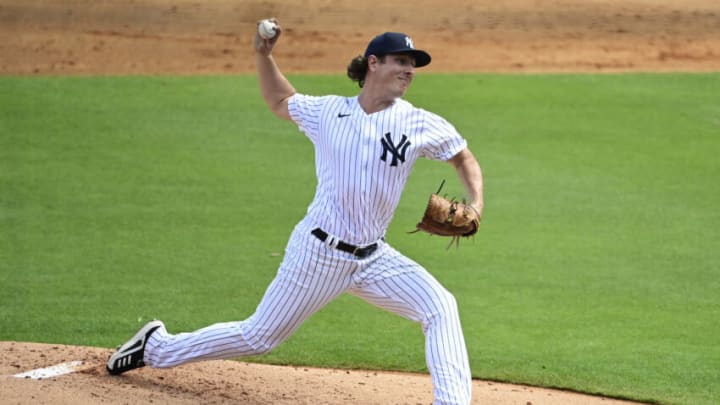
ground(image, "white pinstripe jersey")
xmin=288 ymin=94 xmax=467 ymax=246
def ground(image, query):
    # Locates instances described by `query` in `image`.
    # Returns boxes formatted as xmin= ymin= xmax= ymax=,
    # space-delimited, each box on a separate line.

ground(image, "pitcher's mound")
xmin=2 ymin=341 xmax=645 ymax=404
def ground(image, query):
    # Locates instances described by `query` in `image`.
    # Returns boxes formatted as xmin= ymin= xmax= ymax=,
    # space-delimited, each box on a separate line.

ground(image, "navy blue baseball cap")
xmin=364 ymin=32 xmax=431 ymax=68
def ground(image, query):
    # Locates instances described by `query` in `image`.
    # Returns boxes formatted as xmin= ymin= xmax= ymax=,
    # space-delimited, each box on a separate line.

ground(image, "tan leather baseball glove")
xmin=412 ymin=182 xmax=480 ymax=247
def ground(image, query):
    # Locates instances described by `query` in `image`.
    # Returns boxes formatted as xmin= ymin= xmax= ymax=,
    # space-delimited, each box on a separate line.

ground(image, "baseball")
xmin=258 ymin=19 xmax=277 ymax=40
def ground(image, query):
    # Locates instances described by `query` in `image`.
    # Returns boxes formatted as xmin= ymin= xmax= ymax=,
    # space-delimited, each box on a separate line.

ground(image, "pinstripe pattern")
xmin=290 ymin=94 xmax=467 ymax=245
xmin=142 ymin=93 xmax=472 ymax=404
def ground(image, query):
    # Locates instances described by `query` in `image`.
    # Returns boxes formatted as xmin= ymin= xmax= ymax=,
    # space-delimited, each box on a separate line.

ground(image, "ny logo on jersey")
xmin=380 ymin=132 xmax=411 ymax=167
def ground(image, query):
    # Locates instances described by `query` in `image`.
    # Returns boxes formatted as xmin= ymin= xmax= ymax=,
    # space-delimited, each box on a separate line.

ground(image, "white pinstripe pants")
xmin=144 ymin=221 xmax=472 ymax=404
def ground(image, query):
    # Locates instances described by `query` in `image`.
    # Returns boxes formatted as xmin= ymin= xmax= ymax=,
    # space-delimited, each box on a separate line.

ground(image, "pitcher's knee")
xmin=422 ymin=289 xmax=461 ymax=326
xmin=240 ymin=321 xmax=291 ymax=355
xmin=438 ymin=288 xmax=460 ymax=317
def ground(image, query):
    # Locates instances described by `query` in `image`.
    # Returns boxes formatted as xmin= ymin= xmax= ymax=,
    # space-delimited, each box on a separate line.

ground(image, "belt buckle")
xmin=353 ymin=244 xmax=376 ymax=259
xmin=352 ymin=246 xmax=363 ymax=257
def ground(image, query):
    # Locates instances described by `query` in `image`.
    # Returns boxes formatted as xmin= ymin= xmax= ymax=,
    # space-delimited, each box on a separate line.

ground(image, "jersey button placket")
xmin=359 ymin=116 xmax=374 ymax=239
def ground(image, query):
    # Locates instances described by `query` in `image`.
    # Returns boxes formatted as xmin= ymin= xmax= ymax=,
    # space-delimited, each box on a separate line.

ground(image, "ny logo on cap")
xmin=405 ymin=36 xmax=415 ymax=49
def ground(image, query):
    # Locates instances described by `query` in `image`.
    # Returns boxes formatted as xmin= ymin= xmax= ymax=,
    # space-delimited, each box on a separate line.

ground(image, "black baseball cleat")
xmin=106 ymin=320 xmax=164 ymax=375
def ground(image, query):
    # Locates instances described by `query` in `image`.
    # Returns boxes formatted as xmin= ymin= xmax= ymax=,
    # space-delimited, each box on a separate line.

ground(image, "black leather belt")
xmin=311 ymin=228 xmax=378 ymax=259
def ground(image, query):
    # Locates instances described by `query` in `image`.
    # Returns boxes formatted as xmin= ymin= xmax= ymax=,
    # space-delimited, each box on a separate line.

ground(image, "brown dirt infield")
xmin=3 ymin=341 xmax=644 ymax=404
xmin=1 ymin=0 xmax=719 ymax=75
xmin=2 ymin=0 xmax=717 ymax=403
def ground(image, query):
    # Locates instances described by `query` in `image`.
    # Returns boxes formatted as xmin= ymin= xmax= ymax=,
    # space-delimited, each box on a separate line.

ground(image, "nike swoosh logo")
xmin=337 ymin=113 xmax=351 ymax=118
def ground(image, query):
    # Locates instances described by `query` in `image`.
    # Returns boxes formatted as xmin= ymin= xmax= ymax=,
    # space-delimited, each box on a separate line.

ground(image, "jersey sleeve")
xmin=422 ymin=111 xmax=468 ymax=161
xmin=288 ymin=93 xmax=326 ymax=143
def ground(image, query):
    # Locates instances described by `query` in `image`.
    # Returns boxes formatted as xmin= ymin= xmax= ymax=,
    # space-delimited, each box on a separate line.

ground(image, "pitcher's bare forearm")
xmin=254 ymin=19 xmax=295 ymax=121
xmin=449 ymin=148 xmax=484 ymax=218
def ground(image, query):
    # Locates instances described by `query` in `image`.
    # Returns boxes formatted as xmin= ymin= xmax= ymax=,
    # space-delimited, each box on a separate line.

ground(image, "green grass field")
xmin=1 ymin=73 xmax=718 ymax=405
